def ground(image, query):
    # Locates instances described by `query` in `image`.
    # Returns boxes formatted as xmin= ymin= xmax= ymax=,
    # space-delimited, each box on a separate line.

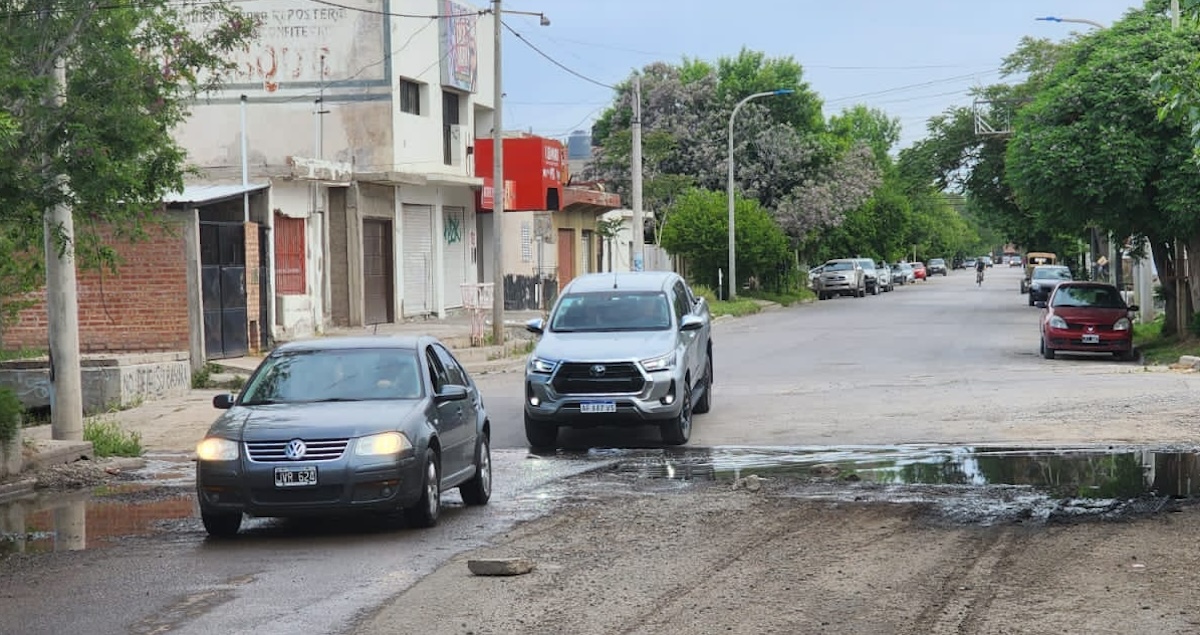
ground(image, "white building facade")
xmin=177 ymin=0 xmax=494 ymax=340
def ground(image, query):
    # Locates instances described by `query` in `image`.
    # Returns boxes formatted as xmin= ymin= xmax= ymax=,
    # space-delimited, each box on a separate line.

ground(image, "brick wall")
xmin=244 ymin=221 xmax=261 ymax=352
xmin=2 ymin=217 xmax=191 ymax=353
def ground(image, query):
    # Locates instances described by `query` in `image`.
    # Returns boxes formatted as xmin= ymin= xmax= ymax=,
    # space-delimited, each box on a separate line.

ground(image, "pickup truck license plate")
xmin=274 ymin=465 xmax=317 ymax=487
xmin=580 ymin=401 xmax=616 ymax=414
xmin=1081 ymin=334 xmax=1100 ymax=344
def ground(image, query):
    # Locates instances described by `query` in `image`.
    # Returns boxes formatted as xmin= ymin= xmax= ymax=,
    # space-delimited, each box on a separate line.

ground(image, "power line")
xmin=306 ymin=0 xmax=484 ymax=19
xmin=826 ymin=69 xmax=1003 ymax=105
xmin=501 ymin=19 xmax=617 ymax=90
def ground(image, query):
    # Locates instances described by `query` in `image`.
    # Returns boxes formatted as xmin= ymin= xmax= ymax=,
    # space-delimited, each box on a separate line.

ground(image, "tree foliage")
xmin=659 ymin=188 xmax=789 ymax=293
xmin=1006 ymin=5 xmax=1200 ymax=334
xmin=0 ymin=0 xmax=255 ymax=257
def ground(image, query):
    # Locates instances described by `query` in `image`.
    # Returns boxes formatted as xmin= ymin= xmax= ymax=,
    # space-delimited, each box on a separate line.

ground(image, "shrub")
xmin=84 ymin=418 xmax=142 ymax=457
xmin=0 ymin=386 xmax=20 ymax=444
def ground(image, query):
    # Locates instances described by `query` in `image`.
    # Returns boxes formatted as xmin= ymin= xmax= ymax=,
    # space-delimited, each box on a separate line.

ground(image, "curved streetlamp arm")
xmin=726 ymin=89 xmax=794 ymax=300
xmin=1035 ymin=16 xmax=1107 ymax=30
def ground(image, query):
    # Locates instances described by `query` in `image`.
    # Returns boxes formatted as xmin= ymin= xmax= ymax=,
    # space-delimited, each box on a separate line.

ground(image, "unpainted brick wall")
xmin=2 ymin=218 xmax=191 ymax=353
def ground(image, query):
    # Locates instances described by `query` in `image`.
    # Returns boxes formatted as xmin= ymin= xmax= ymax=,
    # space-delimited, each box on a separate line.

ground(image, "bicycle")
xmin=976 ymin=269 xmax=985 ymax=286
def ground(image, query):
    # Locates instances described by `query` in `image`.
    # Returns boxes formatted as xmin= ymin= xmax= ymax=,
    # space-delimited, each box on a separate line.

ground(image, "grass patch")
xmin=84 ymin=417 xmax=143 ymax=458
xmin=1133 ymin=316 xmax=1200 ymax=365
xmin=0 ymin=348 xmax=46 ymax=362
xmin=191 ymin=362 xmax=224 ymax=389
xmin=745 ymin=287 xmax=815 ymax=306
xmin=692 ymin=283 xmax=762 ymax=318
xmin=0 ymin=386 xmax=21 ymax=444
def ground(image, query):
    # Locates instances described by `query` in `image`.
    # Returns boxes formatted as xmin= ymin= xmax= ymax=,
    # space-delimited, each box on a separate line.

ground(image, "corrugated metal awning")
xmin=163 ymin=182 xmax=270 ymax=206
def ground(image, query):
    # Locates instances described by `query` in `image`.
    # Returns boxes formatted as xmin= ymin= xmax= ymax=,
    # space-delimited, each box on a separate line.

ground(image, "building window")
xmin=443 ymin=90 xmax=461 ymax=165
xmin=275 ymin=214 xmax=306 ymax=295
xmin=399 ymin=79 xmax=421 ymax=115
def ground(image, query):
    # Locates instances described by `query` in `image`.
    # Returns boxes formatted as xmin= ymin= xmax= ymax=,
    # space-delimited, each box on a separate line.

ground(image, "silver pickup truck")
xmin=522 ymin=271 xmax=714 ymax=450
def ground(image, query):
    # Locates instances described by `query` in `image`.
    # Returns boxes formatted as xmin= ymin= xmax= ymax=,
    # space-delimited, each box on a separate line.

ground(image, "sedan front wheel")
xmin=403 ymin=449 xmax=441 ymax=528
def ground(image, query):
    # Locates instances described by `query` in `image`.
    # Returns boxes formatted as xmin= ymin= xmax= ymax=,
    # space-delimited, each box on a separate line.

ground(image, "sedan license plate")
xmin=580 ymin=401 xmax=616 ymax=414
xmin=1081 ymin=334 xmax=1101 ymax=344
xmin=274 ymin=465 xmax=317 ymax=487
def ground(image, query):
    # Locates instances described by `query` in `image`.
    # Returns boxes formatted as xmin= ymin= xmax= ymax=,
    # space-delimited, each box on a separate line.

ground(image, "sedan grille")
xmin=245 ymin=439 xmax=349 ymax=463
xmin=552 ymin=362 xmax=645 ymax=395
xmin=1066 ymin=323 xmax=1113 ymax=331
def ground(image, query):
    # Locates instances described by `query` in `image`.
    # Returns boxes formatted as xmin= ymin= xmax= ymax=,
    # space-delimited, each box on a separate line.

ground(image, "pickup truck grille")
xmin=552 ymin=362 xmax=645 ymax=395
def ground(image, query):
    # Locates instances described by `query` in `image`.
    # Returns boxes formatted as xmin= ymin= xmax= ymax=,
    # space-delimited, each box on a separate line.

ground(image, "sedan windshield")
xmin=550 ymin=291 xmax=672 ymax=333
xmin=1052 ymin=286 xmax=1127 ymax=309
xmin=930 ymin=259 xmax=945 ymax=265
xmin=1033 ymin=267 xmax=1072 ymax=280
xmin=239 ymin=348 xmax=424 ymax=405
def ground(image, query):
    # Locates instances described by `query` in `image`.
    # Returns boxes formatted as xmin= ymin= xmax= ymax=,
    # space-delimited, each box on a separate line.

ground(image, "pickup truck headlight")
xmin=528 ymin=357 xmax=558 ymax=374
xmin=640 ymin=352 xmax=675 ymax=372
xmin=1113 ymin=317 xmax=1132 ymax=331
xmin=1049 ymin=315 xmax=1068 ymax=329
xmin=196 ymin=437 xmax=239 ymax=462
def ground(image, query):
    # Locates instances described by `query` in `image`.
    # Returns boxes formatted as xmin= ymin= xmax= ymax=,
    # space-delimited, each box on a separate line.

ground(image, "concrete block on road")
xmin=1178 ymin=355 xmax=1200 ymax=370
xmin=467 ymin=557 xmax=536 ymax=576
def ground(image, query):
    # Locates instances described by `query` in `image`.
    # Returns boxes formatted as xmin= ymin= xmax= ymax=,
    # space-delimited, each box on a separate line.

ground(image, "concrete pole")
xmin=491 ymin=0 xmax=505 ymax=345
xmin=631 ymin=73 xmax=643 ymax=272
xmin=45 ymin=57 xmax=84 ymax=441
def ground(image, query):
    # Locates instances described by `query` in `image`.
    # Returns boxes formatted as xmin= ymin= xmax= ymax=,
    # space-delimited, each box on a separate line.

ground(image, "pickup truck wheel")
xmin=692 ymin=354 xmax=712 ymax=415
xmin=660 ymin=381 xmax=692 ymax=445
xmin=524 ymin=414 xmax=558 ymax=450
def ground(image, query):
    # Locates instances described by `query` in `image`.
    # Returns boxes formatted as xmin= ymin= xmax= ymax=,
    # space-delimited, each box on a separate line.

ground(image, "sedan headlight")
xmin=1049 ymin=315 xmax=1068 ymax=329
xmin=640 ymin=352 xmax=675 ymax=372
xmin=355 ymin=432 xmax=412 ymax=456
xmin=528 ymin=356 xmax=558 ymax=374
xmin=196 ymin=437 xmax=239 ymax=462
xmin=1113 ymin=317 xmax=1132 ymax=331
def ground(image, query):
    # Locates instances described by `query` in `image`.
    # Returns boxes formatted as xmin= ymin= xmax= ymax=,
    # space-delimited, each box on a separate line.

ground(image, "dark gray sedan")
xmin=194 ymin=336 xmax=492 ymax=537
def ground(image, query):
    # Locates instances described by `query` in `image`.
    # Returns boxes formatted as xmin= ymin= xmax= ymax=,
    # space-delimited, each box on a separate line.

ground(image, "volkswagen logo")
xmin=284 ymin=439 xmax=307 ymax=460
xmin=589 ymin=364 xmax=607 ymax=377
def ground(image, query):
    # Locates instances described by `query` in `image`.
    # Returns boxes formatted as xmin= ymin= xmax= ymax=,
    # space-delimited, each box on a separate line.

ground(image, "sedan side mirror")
xmin=435 ymin=385 xmax=469 ymax=403
xmin=1035 ymin=301 xmax=1047 ymax=309
xmin=525 ymin=318 xmax=545 ymax=335
xmin=680 ymin=314 xmax=705 ymax=332
xmin=1128 ymin=305 xmax=1140 ymax=313
xmin=213 ymin=393 xmax=236 ymax=410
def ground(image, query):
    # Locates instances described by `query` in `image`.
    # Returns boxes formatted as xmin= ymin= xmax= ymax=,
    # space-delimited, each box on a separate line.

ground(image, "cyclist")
xmin=975 ymin=258 xmax=986 ymax=286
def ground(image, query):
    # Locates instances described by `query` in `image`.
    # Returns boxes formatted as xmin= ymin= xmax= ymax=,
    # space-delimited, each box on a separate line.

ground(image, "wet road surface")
xmin=3 ymin=267 xmax=1200 ymax=634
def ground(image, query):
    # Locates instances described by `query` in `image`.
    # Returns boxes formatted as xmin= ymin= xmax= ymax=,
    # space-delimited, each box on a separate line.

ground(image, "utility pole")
xmin=1171 ymin=0 xmax=1187 ymax=336
xmin=630 ymin=73 xmax=643 ymax=272
xmin=45 ymin=56 xmax=83 ymax=441
xmin=491 ymin=0 xmax=505 ymax=345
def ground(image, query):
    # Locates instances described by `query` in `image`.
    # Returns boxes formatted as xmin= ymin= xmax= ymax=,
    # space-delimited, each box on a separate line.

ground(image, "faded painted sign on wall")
xmin=193 ymin=0 xmax=386 ymax=91
xmin=439 ymin=0 xmax=478 ymax=93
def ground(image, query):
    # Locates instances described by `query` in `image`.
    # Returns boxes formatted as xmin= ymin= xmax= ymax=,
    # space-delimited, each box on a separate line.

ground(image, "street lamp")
xmin=1034 ymin=16 xmax=1107 ymax=30
xmin=727 ymin=89 xmax=793 ymax=300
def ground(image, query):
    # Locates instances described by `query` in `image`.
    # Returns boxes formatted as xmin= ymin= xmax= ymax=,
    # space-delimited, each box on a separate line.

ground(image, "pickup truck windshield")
xmin=550 ymin=291 xmax=672 ymax=333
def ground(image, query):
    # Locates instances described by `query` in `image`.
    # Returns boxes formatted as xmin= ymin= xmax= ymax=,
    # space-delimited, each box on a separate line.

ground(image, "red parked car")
xmin=1037 ymin=282 xmax=1138 ymax=361
xmin=911 ymin=262 xmax=927 ymax=280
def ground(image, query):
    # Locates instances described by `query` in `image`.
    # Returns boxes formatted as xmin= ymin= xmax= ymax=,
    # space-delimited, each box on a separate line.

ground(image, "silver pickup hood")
xmin=533 ymin=329 xmax=677 ymax=364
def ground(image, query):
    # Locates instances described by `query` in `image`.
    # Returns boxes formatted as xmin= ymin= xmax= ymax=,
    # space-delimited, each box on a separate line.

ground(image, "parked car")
xmin=876 ymin=262 xmax=895 ymax=292
xmin=1037 ymin=282 xmax=1138 ymax=361
xmin=962 ymin=258 xmax=977 ymax=271
xmin=807 ymin=264 xmax=825 ymax=290
xmin=1009 ymin=256 xmax=1022 ymax=267
xmin=892 ymin=262 xmax=915 ymax=286
xmin=981 ymin=256 xmax=994 ymax=268
xmin=911 ymin=262 xmax=928 ymax=281
xmin=194 ymin=335 xmax=492 ymax=537
xmin=854 ymin=258 xmax=882 ymax=295
xmin=1028 ymin=265 xmax=1073 ymax=307
xmin=1021 ymin=252 xmax=1058 ymax=294
xmin=816 ymin=259 xmax=866 ymax=299
xmin=523 ymin=271 xmax=713 ymax=449
xmin=927 ymin=258 xmax=948 ymax=276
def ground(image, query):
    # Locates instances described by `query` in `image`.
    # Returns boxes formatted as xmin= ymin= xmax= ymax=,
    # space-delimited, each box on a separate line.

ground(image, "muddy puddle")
xmin=595 ymin=444 xmax=1200 ymax=524
xmin=0 ymin=485 xmax=196 ymax=556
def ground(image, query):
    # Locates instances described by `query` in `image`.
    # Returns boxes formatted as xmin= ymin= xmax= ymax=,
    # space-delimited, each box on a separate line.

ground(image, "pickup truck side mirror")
xmin=525 ymin=318 xmax=545 ymax=335
xmin=680 ymin=314 xmax=705 ymax=332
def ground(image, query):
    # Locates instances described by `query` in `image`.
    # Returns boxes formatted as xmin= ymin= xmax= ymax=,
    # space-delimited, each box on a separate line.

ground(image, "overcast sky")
xmin=495 ymin=0 xmax=1146 ymax=150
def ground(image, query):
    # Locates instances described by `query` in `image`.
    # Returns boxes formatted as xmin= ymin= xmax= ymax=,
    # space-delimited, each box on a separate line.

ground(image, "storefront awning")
xmin=163 ymin=182 xmax=270 ymax=207
xmin=561 ymin=187 xmax=621 ymax=215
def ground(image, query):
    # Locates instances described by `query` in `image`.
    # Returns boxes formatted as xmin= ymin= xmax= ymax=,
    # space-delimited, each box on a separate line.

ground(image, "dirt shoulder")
xmin=356 ymin=475 xmax=1200 ymax=635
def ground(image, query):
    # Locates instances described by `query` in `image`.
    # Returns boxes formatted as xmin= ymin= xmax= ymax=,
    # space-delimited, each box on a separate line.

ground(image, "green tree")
xmin=0 ymin=1 xmax=255 ymax=266
xmin=1006 ymin=5 xmax=1200 ymax=334
xmin=659 ymin=188 xmax=789 ymax=295
xmin=828 ymin=105 xmax=901 ymax=168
